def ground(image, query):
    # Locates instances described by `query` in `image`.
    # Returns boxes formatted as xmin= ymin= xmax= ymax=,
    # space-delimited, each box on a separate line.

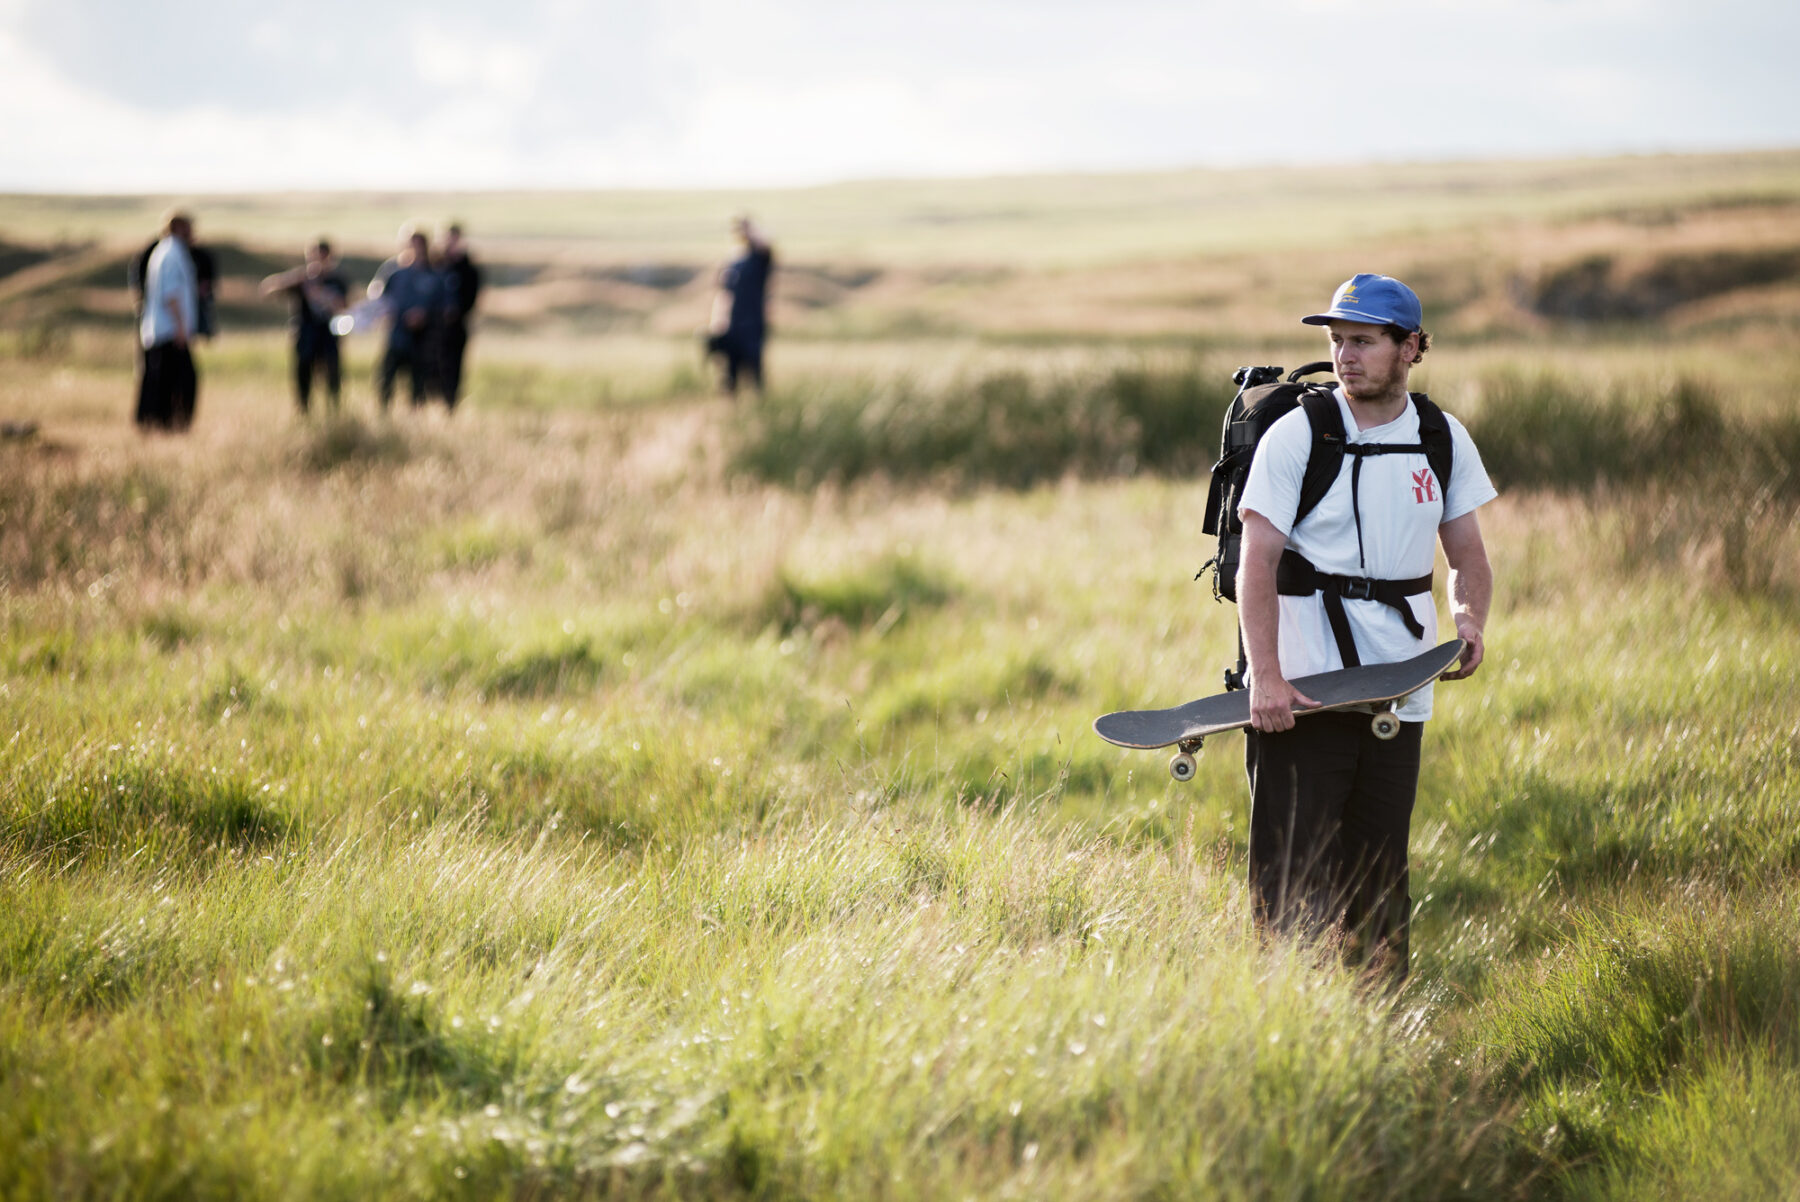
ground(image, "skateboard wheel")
xmin=1168 ymin=752 xmax=1197 ymax=783
xmin=1371 ymin=711 xmax=1402 ymax=740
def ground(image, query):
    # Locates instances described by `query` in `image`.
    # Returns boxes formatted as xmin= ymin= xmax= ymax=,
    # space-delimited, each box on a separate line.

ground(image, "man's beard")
xmin=1342 ymin=367 xmax=1401 ymax=402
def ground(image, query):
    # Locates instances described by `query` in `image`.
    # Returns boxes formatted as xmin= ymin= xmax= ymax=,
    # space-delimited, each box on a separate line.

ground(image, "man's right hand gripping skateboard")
xmin=1247 ymin=670 xmax=1320 ymax=733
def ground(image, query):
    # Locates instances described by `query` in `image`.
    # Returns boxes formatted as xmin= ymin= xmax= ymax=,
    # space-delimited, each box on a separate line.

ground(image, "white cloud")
xmin=410 ymin=27 xmax=539 ymax=102
xmin=0 ymin=24 xmax=524 ymax=190
xmin=669 ymin=75 xmax=1030 ymax=183
xmin=247 ymin=17 xmax=291 ymax=55
xmin=1542 ymin=65 xmax=1650 ymax=122
xmin=0 ymin=0 xmax=1795 ymax=190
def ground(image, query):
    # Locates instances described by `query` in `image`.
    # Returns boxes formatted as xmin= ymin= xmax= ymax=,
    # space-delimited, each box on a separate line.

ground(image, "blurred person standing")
xmin=135 ymin=211 xmax=201 ymax=431
xmin=366 ymin=226 xmax=444 ymax=410
xmin=133 ymin=234 xmax=216 ymax=339
xmin=436 ymin=223 xmax=483 ymax=410
xmin=706 ymin=215 xmax=774 ymax=396
xmin=191 ymin=243 xmax=218 ymax=340
xmin=261 ymin=239 xmax=349 ymax=414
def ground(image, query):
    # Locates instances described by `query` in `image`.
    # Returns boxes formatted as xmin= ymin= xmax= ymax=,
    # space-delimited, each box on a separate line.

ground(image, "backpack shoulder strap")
xmin=1411 ymin=392 xmax=1455 ymax=500
xmin=1295 ymin=387 xmax=1346 ymax=526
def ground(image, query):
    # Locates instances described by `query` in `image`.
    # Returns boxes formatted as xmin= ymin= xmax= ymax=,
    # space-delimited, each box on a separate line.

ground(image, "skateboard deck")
xmin=1094 ymin=640 xmax=1464 ymax=779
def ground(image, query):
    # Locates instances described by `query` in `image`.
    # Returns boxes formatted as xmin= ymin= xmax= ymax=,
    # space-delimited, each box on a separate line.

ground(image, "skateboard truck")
xmin=1169 ymin=737 xmax=1203 ymax=782
xmin=1370 ymin=702 xmax=1402 ymax=741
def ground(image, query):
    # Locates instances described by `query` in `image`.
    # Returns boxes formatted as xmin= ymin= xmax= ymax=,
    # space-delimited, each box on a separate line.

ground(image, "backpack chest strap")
xmin=1341 ymin=440 xmax=1431 ymax=570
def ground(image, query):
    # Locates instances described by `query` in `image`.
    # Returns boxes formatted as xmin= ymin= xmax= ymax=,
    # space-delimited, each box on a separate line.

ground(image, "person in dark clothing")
xmin=191 ymin=245 xmax=217 ymax=339
xmin=130 ymin=241 xmax=152 ymax=314
xmin=435 ymin=224 xmax=482 ymax=409
xmin=367 ymin=227 xmax=443 ymax=410
xmin=261 ymin=239 xmax=349 ymax=414
xmin=706 ymin=216 xmax=774 ymax=395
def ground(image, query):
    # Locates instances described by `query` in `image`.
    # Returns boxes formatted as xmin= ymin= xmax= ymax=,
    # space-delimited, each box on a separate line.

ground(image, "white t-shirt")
xmin=1237 ymin=389 xmax=1496 ymax=721
xmin=140 ymin=236 xmax=197 ymax=349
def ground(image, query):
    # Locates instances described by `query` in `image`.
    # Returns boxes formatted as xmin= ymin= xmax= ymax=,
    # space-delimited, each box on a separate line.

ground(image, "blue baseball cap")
xmin=1301 ymin=273 xmax=1423 ymax=331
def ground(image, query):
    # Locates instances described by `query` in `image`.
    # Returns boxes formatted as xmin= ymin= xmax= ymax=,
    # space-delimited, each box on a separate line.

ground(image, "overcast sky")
xmin=2 ymin=0 xmax=1795 ymax=192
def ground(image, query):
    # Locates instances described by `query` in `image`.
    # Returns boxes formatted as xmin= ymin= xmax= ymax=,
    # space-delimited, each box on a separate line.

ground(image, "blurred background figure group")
xmin=127 ymin=209 xmax=789 ymax=427
xmin=706 ymin=215 xmax=774 ymax=396
xmin=132 ymin=211 xmax=203 ymax=431
xmin=365 ymin=222 xmax=485 ymax=412
xmin=260 ymin=240 xmax=349 ymax=413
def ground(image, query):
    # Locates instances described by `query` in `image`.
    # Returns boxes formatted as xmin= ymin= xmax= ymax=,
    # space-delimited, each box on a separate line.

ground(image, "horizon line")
xmin=4 ymin=143 xmax=1798 ymax=200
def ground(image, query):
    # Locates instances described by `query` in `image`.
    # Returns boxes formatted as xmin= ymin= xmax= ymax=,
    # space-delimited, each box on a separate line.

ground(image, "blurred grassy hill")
xmin=3 ymin=149 xmax=1799 ymax=349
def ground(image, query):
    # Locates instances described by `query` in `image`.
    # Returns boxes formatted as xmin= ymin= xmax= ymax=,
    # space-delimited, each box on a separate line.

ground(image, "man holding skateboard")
xmin=1237 ymin=273 xmax=1495 ymax=982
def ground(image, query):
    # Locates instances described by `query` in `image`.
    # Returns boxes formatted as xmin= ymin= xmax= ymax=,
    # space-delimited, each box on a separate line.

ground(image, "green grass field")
xmin=4 ymin=153 xmax=1800 ymax=1199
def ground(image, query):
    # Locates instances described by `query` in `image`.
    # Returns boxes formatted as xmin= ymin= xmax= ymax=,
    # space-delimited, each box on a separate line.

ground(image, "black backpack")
xmin=1199 ymin=362 xmax=1455 ymax=683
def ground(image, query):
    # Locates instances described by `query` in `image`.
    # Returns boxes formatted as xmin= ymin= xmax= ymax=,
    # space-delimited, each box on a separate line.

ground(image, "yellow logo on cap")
xmin=1341 ymin=282 xmax=1360 ymax=301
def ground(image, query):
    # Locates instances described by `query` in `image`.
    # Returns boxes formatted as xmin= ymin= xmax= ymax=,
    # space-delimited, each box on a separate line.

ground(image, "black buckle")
xmin=1340 ymin=577 xmax=1376 ymax=601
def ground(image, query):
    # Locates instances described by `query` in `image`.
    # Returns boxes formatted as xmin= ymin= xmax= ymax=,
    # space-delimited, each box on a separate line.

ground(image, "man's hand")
xmin=1248 ymin=671 xmax=1320 ymax=733
xmin=1237 ymin=509 xmax=1320 ymax=731
xmin=1441 ymin=616 xmax=1484 ymax=680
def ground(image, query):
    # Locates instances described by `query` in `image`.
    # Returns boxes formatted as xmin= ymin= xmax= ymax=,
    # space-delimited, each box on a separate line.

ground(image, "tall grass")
xmin=6 ymin=347 xmax=1800 ymax=1198
xmin=730 ymin=362 xmax=1235 ymax=489
xmin=1463 ymin=370 xmax=1800 ymax=496
xmin=0 ymin=807 xmax=1537 ymax=1200
xmin=1463 ymin=371 xmax=1800 ymax=595
xmin=1456 ymin=886 xmax=1800 ymax=1197
xmin=732 ymin=359 xmax=1800 ymax=539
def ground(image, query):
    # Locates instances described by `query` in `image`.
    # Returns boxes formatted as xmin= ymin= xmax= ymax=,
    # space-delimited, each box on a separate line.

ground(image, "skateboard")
xmin=1093 ymin=639 xmax=1465 ymax=782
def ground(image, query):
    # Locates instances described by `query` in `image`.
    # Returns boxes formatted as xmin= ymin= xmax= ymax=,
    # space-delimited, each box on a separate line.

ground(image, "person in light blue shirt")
xmin=367 ymin=226 xmax=445 ymax=410
xmin=135 ymin=212 xmax=200 ymax=431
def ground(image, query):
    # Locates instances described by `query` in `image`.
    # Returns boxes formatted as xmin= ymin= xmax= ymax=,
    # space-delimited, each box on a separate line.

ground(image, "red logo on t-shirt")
xmin=1412 ymin=469 xmax=1437 ymax=504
